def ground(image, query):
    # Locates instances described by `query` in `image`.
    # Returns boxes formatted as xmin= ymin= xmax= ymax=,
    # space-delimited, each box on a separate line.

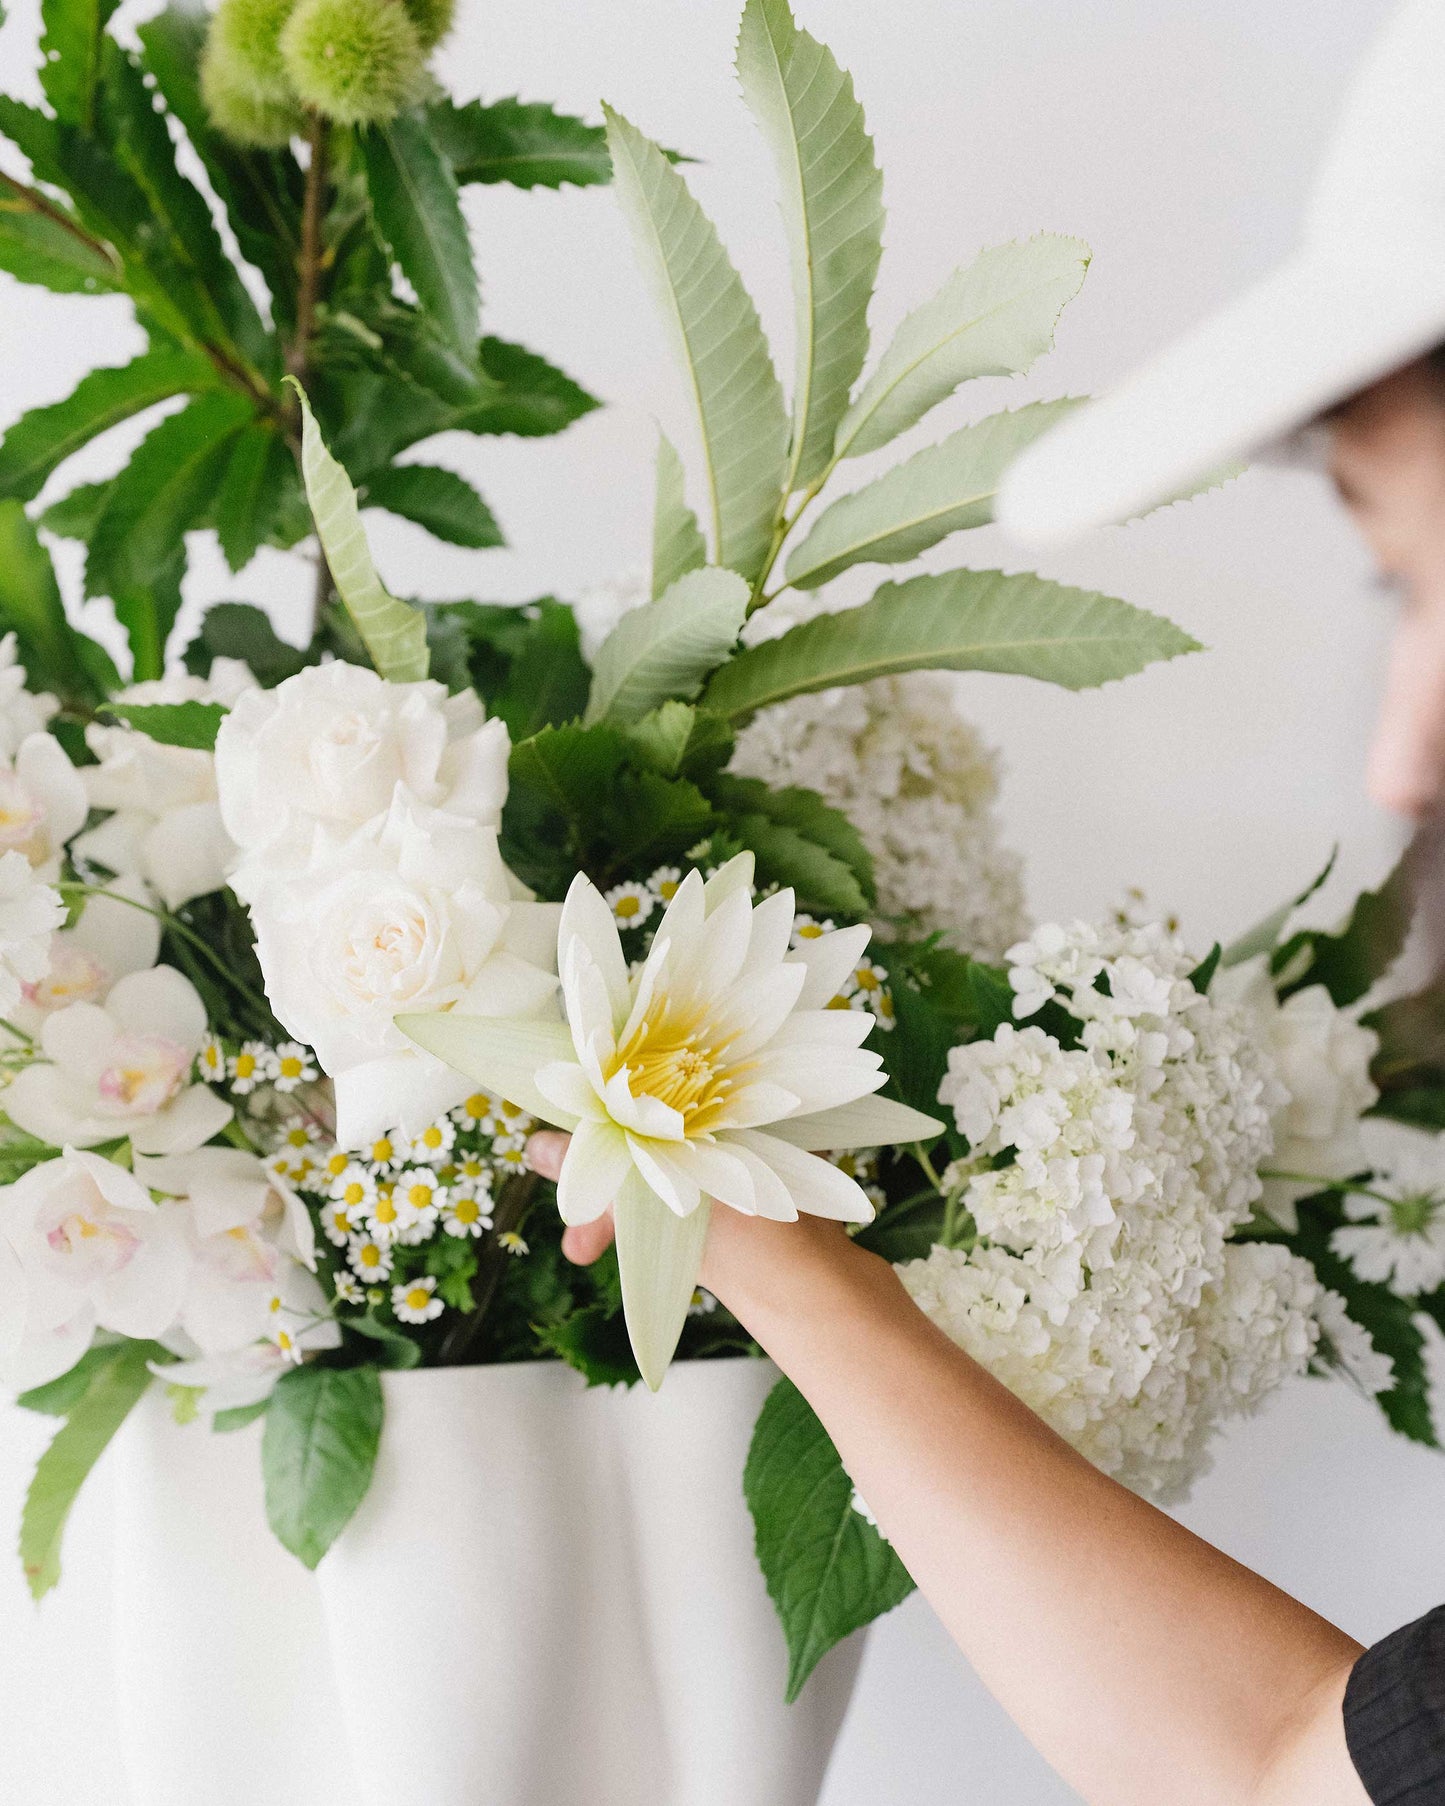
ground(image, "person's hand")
xmin=525 ymin=1130 xmax=614 ymax=1263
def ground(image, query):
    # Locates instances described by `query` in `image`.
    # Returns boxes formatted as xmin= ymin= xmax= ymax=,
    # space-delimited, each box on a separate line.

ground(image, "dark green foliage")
xmin=182 ymin=600 xmax=310 ymax=686
xmin=102 ymin=700 xmax=228 ymax=750
xmin=1273 ymin=852 xmax=1413 ymax=1007
xmin=262 ymin=1362 xmax=384 ymax=1568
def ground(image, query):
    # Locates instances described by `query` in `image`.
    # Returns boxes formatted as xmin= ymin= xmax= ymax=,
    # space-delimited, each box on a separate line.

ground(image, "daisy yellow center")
xmin=405 ymin=1286 xmax=431 ymax=1310
xmin=234 ymin=1052 xmax=256 ymax=1079
xmin=374 ymin=1195 xmax=398 ymax=1225
xmin=419 ymin=1126 xmax=444 ymax=1150
xmin=279 ymin=1055 xmax=304 ymax=1079
xmin=371 ymin=1138 xmax=394 ymax=1164
xmin=341 ymin=1181 xmax=366 ymax=1207
xmin=452 ymin=1197 xmax=480 ymax=1224
xmin=615 ymin=895 xmax=643 ymax=920
xmin=406 ymin=1182 xmax=434 ymax=1209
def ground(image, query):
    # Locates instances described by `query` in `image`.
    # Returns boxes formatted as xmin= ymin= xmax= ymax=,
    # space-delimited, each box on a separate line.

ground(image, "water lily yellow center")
xmin=610 ymin=1008 xmax=734 ymax=1132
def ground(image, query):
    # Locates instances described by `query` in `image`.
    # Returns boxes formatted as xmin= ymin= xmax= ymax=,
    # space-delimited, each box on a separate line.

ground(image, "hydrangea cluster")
xmin=911 ymin=919 xmax=1388 ymax=1501
xmin=729 ymin=673 xmax=1027 ymax=961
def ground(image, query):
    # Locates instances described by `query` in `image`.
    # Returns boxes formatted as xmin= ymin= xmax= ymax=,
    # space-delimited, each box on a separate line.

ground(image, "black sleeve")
xmin=1344 ymin=1605 xmax=1445 ymax=1803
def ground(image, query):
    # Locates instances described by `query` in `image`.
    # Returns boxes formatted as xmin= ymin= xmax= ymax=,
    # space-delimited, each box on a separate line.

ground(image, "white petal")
xmin=789 ymin=924 xmax=872 ymax=1009
xmin=499 ymin=900 xmax=562 ymax=973
xmin=559 ymin=875 xmax=630 ymax=1032
xmin=93 ymin=1207 xmax=189 ymax=1338
xmin=626 ymin=1135 xmax=701 ymax=1216
xmin=2 ymin=1066 xmax=111 ymax=1147
xmin=603 ymin=1067 xmax=685 ymax=1141
xmin=769 ymin=1096 xmax=947 ymax=1151
xmin=535 ymin=1060 xmax=607 ymax=1122
xmin=396 ymin=1013 xmax=579 ymax=1131
xmin=708 ymin=1080 xmax=801 ymax=1131
xmin=40 ymin=1001 xmax=118 ymax=1085
xmin=706 ymin=963 xmax=806 ymax=1057
xmin=455 ymin=950 xmax=560 ymax=1019
xmin=70 ymin=875 xmax=161 ymax=979
xmin=556 ymin=1119 xmax=631 ymax=1226
xmin=741 ymin=888 xmax=795 ymax=976
xmin=729 ymin=1129 xmax=876 ymax=1222
xmin=656 ymin=1137 xmax=758 ymax=1215
xmin=106 ymin=966 xmax=208 ymax=1054
xmin=723 ymin=1137 xmax=800 ymax=1220
xmin=129 ymin=1084 xmax=233 ymax=1156
xmin=701 ymin=852 xmax=755 ymax=913
xmin=142 ymin=802 xmax=234 ymax=909
xmin=614 ymin=1170 xmax=711 ymax=1391
xmin=741 ymin=1046 xmax=886 ymax=1115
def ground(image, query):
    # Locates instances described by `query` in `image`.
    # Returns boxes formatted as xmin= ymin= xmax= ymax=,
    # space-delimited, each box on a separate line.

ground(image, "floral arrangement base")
xmin=111 ymin=1357 xmax=862 ymax=1806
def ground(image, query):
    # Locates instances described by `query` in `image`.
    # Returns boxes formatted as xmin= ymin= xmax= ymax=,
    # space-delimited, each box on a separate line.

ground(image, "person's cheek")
xmin=1367 ymin=596 xmax=1445 ymax=816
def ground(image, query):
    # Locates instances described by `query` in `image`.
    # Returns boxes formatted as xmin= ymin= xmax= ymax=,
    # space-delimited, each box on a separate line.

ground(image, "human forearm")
xmin=704 ymin=1214 xmax=1366 ymax=1806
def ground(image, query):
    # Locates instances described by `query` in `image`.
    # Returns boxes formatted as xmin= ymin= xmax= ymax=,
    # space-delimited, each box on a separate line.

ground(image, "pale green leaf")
xmin=262 ymin=1365 xmax=383 ymax=1570
xmin=785 ymin=398 xmax=1084 ymax=590
xmin=651 ymin=432 xmax=706 ymax=600
xmin=603 ymin=105 xmax=788 ymax=581
xmin=585 ymin=566 xmax=749 ymax=727
xmin=614 ymin=1170 xmax=711 ymax=1391
xmin=704 ymin=567 xmax=1200 ymax=721
xmin=362 ymin=113 xmax=480 ymax=361
xmin=289 ymin=380 xmax=429 ymax=683
xmin=397 ymin=1013 xmax=578 ymax=1129
xmin=736 ymin=0 xmax=884 ymax=490
xmin=835 ymin=235 xmax=1090 ymax=462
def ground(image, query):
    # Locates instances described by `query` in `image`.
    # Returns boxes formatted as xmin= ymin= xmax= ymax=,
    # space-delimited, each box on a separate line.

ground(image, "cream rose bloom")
xmin=248 ymin=790 xmax=560 ymax=1147
xmin=216 ymin=662 xmax=510 ymax=900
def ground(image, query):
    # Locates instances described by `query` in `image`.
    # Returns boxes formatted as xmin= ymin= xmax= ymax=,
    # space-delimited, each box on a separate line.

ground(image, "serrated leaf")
xmin=0 ymin=196 xmax=119 ymax=295
xmin=705 ymin=567 xmax=1199 ymax=721
xmin=429 ymin=95 xmax=613 ymax=188
xmin=835 ymin=235 xmax=1090 ymax=462
xmin=1273 ymin=853 xmax=1414 ymax=1008
xmin=87 ymin=391 xmax=253 ymax=600
xmin=455 ymin=337 xmax=600 ymax=437
xmin=38 ymin=479 xmax=111 ymax=541
xmin=785 ymin=399 xmax=1084 ymax=590
xmin=261 ymin=1364 xmax=384 ymax=1570
xmin=651 ymin=431 xmax=706 ymax=600
xmin=0 ymin=347 xmax=217 ymax=505
xmin=364 ymin=463 xmax=503 ymax=549
xmin=603 ymin=105 xmax=788 ymax=581
xmin=103 ymin=700 xmax=226 ymax=750
xmin=182 ymin=601 xmax=308 ymax=688
xmin=730 ymin=811 xmax=869 ymax=918
xmin=0 ymin=499 xmax=90 ymax=699
xmin=487 ymin=600 xmax=590 ymax=738
xmin=362 ymin=112 xmax=479 ymax=361
xmin=736 ymin=0 xmax=883 ymax=490
xmin=20 ymin=1341 xmax=158 ymax=1599
xmin=289 ymin=380 xmax=429 ymax=683
xmin=711 ymin=772 xmax=873 ymax=902
xmin=40 ymin=0 xmax=120 ymax=129
xmin=1222 ymin=849 xmax=1339 ymax=968
xmin=586 ymin=566 xmax=749 ymax=726
xmin=537 ymin=1303 xmax=642 ymax=1387
xmin=603 ymin=769 xmax=715 ymax=868
xmin=745 ymin=1375 xmax=914 ymax=1699
xmin=215 ymin=424 xmax=294 ymax=574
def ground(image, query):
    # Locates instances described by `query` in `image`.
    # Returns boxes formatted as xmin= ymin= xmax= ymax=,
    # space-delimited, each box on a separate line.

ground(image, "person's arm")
xmin=533 ymin=1133 xmax=1368 ymax=1806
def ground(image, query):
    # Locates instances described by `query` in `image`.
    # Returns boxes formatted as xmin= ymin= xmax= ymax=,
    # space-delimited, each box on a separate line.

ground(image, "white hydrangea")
xmin=914 ymin=918 xmax=1364 ymax=1501
xmin=730 ymin=673 xmax=1027 ymax=960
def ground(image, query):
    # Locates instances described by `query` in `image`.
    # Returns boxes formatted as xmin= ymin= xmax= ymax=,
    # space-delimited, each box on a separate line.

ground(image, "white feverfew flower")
xmin=408 ymin=1117 xmax=455 ymax=1164
xmin=245 ymin=789 xmax=561 ymax=1148
xmin=321 ymin=1197 xmax=368 ymax=1247
xmin=392 ymin=1168 xmax=445 ymax=1242
xmin=272 ymin=1042 xmax=317 ymax=1093
xmin=647 ymin=866 xmax=683 ymax=905
xmin=442 ymin=1190 xmax=491 ymax=1237
xmin=229 ymin=1041 xmax=271 ymax=1095
xmin=0 ymin=634 xmax=57 ymax=757
xmin=391 ymin=1273 xmax=444 ymax=1324
xmin=216 ymin=662 xmax=510 ymax=896
xmin=605 ymin=881 xmax=655 ymax=929
xmin=3 ymin=967 xmax=232 ymax=1156
xmin=730 ymin=673 xmax=1027 ymax=960
xmin=347 ymin=1233 xmax=393 ymax=1283
xmin=1313 ymin=1288 xmax=1395 ymax=1396
xmin=333 ymin=1271 xmax=364 ymax=1306
xmin=198 ymin=1037 xmax=227 ymax=1085
xmin=0 ymin=851 xmax=63 ymax=1015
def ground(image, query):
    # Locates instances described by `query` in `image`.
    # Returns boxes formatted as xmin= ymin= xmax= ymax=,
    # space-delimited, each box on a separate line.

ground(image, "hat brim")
xmin=996 ymin=248 xmax=1445 ymax=544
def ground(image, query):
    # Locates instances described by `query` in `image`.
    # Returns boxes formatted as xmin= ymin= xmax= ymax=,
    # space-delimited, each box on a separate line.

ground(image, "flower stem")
xmin=436 ymin=1173 xmax=539 ymax=1366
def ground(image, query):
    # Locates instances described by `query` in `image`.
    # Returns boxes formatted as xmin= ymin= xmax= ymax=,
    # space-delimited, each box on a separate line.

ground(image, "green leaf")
xmin=736 ymin=0 xmax=884 ymax=491
xmin=103 ymin=700 xmax=227 ymax=750
xmin=1222 ymin=849 xmax=1338 ymax=968
xmin=1273 ymin=853 xmax=1413 ymax=1008
xmin=536 ymin=1303 xmax=642 ymax=1387
xmin=110 ymin=553 xmax=184 ymax=685
xmin=745 ymin=1375 xmax=914 ymax=1699
xmin=585 ymin=566 xmax=750 ymax=726
xmin=347 ymin=1313 xmax=424 ymax=1369
xmin=0 ymin=500 xmax=88 ymax=698
xmin=602 ymin=769 xmax=715 ymax=869
xmin=215 ymin=425 xmax=294 ymax=574
xmin=1364 ymin=973 xmax=1445 ymax=1093
xmin=1189 ymin=943 xmax=1223 ymax=995
xmin=454 ymin=337 xmax=600 ymax=438
xmin=0 ymin=197 xmax=119 ymax=295
xmin=651 ymin=432 xmax=707 ymax=600
xmin=16 ymin=1342 xmax=127 ymax=1416
xmin=711 ymin=773 xmax=874 ymax=904
xmin=40 ymin=0 xmax=120 ymax=129
xmin=730 ymin=811 xmax=869 ymax=918
xmin=429 ymin=96 xmax=614 ymax=188
xmin=37 ymin=480 xmax=111 ymax=541
xmin=784 ymin=399 xmax=1084 ymax=590
xmin=261 ymin=1363 xmax=384 ymax=1569
xmin=0 ymin=347 xmax=217 ymax=506
xmin=624 ymin=700 xmax=734 ymax=781
xmin=364 ymin=464 xmax=503 ymax=549
xmin=835 ymin=235 xmax=1090 ymax=462
xmin=182 ymin=601 xmax=308 ymax=688
xmin=705 ymin=567 xmax=1200 ymax=721
xmin=362 ymin=112 xmax=480 ymax=361
xmin=20 ymin=1341 xmax=159 ymax=1599
xmin=289 ymin=379 xmax=429 ymax=683
xmin=87 ymin=391 xmax=253 ymax=599
xmin=487 ymin=600 xmax=591 ymax=738
xmin=212 ymin=1398 xmax=271 ymax=1433
xmin=603 ymin=105 xmax=788 ymax=582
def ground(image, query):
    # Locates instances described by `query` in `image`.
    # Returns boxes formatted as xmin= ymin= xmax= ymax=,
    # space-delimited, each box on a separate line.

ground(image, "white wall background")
xmin=1 ymin=0 xmax=1442 ymax=1801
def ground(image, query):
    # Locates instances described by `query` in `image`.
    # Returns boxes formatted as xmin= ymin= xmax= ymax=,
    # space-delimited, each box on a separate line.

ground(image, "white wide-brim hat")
xmin=997 ymin=0 xmax=1445 ymax=545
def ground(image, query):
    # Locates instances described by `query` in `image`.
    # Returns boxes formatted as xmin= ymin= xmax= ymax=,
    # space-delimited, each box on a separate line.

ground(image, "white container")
xmin=112 ymin=1357 xmax=862 ymax=1806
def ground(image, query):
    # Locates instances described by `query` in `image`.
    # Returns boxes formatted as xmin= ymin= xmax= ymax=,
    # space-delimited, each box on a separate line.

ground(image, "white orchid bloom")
xmin=10 ymin=873 xmax=161 ymax=1036
xmin=0 ymin=1147 xmax=189 ymax=1389
xmin=3 ymin=967 xmax=232 ymax=1156
xmin=0 ymin=850 xmax=64 ymax=1017
xmin=0 ymin=731 xmax=87 ymax=881
xmin=0 ymin=632 xmax=58 ymax=758
xmin=403 ymin=854 xmax=942 ymax=1386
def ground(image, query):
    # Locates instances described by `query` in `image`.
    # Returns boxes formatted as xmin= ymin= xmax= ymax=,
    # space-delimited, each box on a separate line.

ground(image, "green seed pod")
xmin=206 ymin=0 xmax=299 ymax=104
xmin=399 ymin=0 xmax=454 ymax=53
xmin=200 ymin=34 xmax=305 ymax=146
xmin=279 ymin=0 xmax=425 ymax=127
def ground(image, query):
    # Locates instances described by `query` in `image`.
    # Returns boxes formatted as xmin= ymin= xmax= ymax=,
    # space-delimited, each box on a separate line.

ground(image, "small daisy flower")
xmin=409 ymin=1117 xmax=456 ymax=1164
xmin=457 ymin=1091 xmax=495 ymax=1131
xmin=490 ymin=1130 xmax=529 ymax=1156
xmin=229 ymin=1042 xmax=270 ymax=1094
xmin=271 ymin=1325 xmax=305 ymax=1364
xmin=333 ymin=1272 xmax=364 ymax=1306
xmin=347 ymin=1234 xmax=393 ymax=1282
xmin=497 ymin=1230 xmax=529 ymax=1257
xmin=319 ymin=1148 xmax=352 ymax=1185
xmin=443 ymin=1191 xmax=492 ymax=1238
xmin=492 ymin=1142 xmax=529 ymax=1177
xmin=394 ymin=1169 xmax=445 ymax=1243
xmin=687 ymin=1287 xmax=718 ymax=1317
xmin=198 ymin=1037 xmax=227 ymax=1084
xmin=605 ymin=880 xmax=655 ymax=929
xmin=452 ymin=1153 xmax=491 ymax=1188
xmin=278 ymin=1121 xmax=321 ymax=1156
xmin=790 ymin=914 xmax=835 ymax=946
xmin=367 ymin=1179 xmax=404 ymax=1243
xmin=647 ymin=864 xmax=683 ymax=904
xmin=272 ymin=1042 xmax=317 ymax=1093
xmin=366 ymin=1132 xmax=402 ymax=1170
xmin=392 ymin=1274 xmax=444 ymax=1325
xmin=328 ymin=1161 xmax=375 ymax=1207
xmin=484 ymin=1097 xmax=535 ymax=1139
xmin=321 ymin=1198 xmax=367 ymax=1246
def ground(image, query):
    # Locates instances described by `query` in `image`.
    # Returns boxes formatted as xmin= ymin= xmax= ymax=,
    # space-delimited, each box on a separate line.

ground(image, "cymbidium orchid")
xmin=403 ymin=854 xmax=942 ymax=1386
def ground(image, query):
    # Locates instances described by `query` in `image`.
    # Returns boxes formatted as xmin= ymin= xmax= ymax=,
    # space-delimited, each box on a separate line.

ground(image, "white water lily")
xmin=3 ymin=966 xmax=232 ymax=1156
xmin=402 ymin=853 xmax=942 ymax=1386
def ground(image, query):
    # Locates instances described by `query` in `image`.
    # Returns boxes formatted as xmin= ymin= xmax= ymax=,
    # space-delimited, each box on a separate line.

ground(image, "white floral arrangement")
xmin=3 ymin=0 xmax=1444 ymax=1704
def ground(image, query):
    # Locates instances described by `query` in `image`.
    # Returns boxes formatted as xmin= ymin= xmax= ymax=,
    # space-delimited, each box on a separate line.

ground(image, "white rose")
xmin=248 ymin=789 xmax=560 ymax=1147
xmin=215 ymin=662 xmax=510 ymax=900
